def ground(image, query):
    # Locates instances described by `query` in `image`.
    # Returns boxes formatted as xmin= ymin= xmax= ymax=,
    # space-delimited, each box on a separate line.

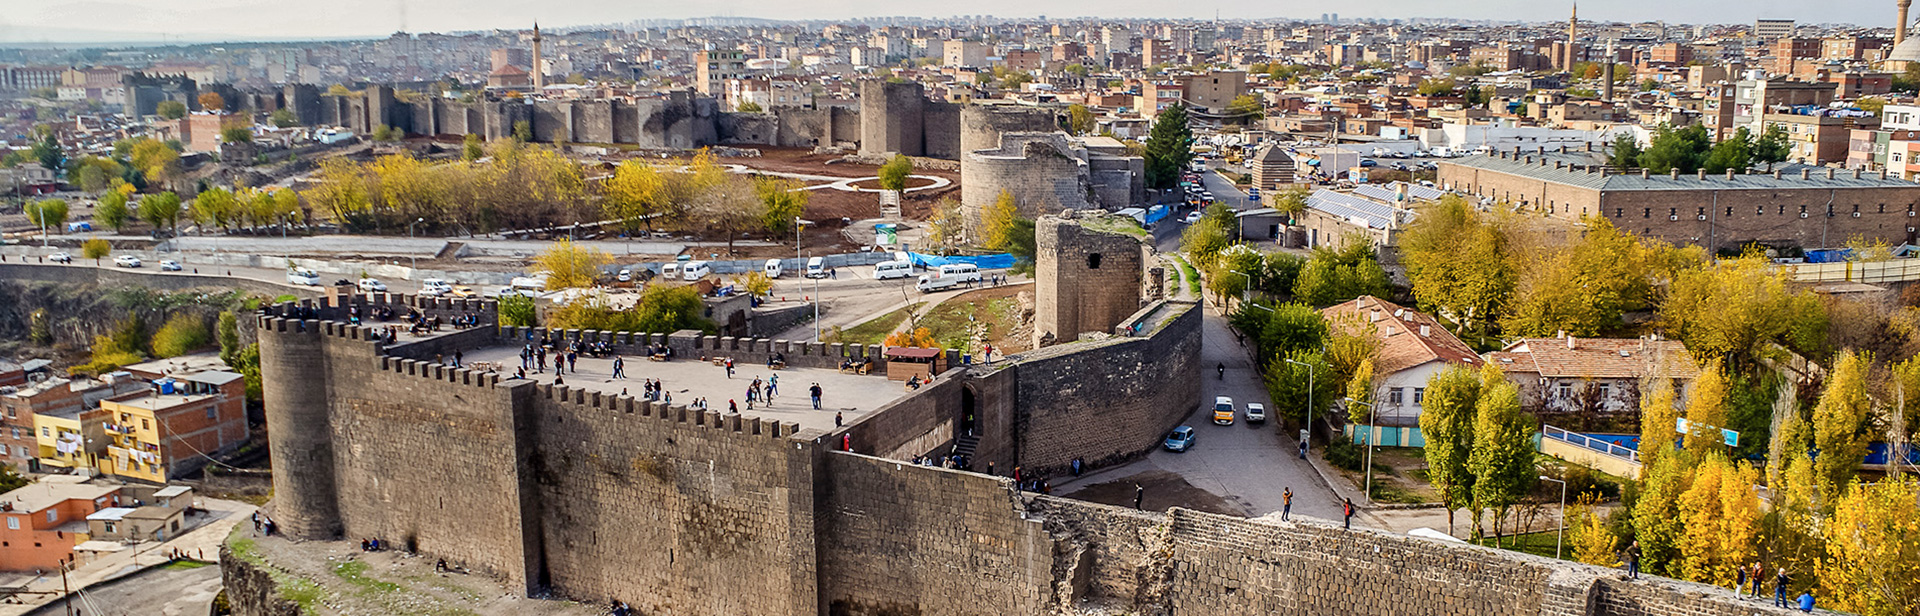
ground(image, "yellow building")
xmin=100 ymin=398 xmax=166 ymax=484
xmin=32 ymin=407 xmax=100 ymax=472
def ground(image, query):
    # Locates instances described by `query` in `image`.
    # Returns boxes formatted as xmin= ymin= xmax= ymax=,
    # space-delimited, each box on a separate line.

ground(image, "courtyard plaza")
xmin=460 ymin=344 xmax=914 ymax=432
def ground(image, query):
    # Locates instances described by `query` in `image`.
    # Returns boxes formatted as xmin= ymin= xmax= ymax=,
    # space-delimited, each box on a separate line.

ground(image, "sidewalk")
xmin=0 ymin=497 xmax=256 ymax=616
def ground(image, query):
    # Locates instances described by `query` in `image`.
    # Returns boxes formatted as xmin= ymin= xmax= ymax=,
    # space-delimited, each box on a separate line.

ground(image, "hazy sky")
xmin=0 ymin=0 xmax=1906 ymax=44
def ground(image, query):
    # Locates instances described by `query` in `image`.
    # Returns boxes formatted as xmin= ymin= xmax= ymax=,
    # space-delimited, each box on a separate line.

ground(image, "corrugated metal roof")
xmin=1443 ymin=154 xmax=1920 ymax=192
xmin=1309 ymin=189 xmax=1412 ymax=230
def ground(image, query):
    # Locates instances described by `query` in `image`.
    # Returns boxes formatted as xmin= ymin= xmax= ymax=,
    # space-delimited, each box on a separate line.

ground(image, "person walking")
xmin=1282 ymin=488 xmax=1293 ymax=521
xmin=1342 ymin=498 xmax=1354 ymax=529
xmin=1133 ymin=485 xmax=1145 ymax=510
xmin=767 ymin=374 xmax=778 ymax=396
xmin=612 ymin=356 xmax=625 ymax=379
xmin=1624 ymin=541 xmax=1641 ymax=579
xmin=812 ymin=383 xmax=824 ymax=410
xmin=1750 ymin=562 xmax=1763 ymax=596
xmin=725 ymin=358 xmax=735 ymax=378
xmin=1775 ymin=567 xmax=1789 ymax=607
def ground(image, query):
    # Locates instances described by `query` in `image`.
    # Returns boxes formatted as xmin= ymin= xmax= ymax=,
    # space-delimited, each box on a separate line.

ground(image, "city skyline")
xmin=0 ymin=0 xmax=1908 ymax=45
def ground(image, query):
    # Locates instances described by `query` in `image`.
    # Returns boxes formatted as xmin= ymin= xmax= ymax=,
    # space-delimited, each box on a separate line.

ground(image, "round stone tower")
xmin=258 ymin=316 xmax=343 ymax=539
xmin=960 ymin=104 xmax=1058 ymax=158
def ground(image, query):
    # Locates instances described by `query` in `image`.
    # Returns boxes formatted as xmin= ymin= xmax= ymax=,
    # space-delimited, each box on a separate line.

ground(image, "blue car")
xmin=1164 ymin=426 xmax=1196 ymax=452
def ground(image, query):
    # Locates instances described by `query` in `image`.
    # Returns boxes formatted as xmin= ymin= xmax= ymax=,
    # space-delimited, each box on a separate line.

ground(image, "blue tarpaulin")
xmin=907 ymin=252 xmax=1018 ymax=269
xmin=1805 ymin=249 xmax=1853 ymax=263
xmin=1142 ymin=205 xmax=1170 ymax=225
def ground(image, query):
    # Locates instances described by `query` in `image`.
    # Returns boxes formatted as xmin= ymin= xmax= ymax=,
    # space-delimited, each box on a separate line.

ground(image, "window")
xmin=1598 ymin=382 xmax=1612 ymax=400
xmin=103 ymin=521 xmax=115 ymax=533
xmin=45 ymin=510 xmax=56 ymax=523
xmin=1087 ymin=253 xmax=1102 ymax=269
xmin=1615 ymin=208 xmax=1623 ymax=218
xmin=1643 ymin=208 xmax=1651 ymax=218
xmin=40 ymin=427 xmax=49 ymax=437
xmin=1413 ymin=388 xmax=1425 ymax=404
xmin=1726 ymin=207 xmax=1733 ymax=217
xmin=1557 ymin=381 xmax=1572 ymax=398
xmin=1389 ymin=388 xmax=1404 ymax=405
xmin=140 ymin=419 xmax=149 ymax=430
xmin=206 ymin=406 xmax=217 ymax=420
xmin=1668 ymin=207 xmax=1677 ymax=217
xmin=6 ymin=517 xmax=16 ymax=530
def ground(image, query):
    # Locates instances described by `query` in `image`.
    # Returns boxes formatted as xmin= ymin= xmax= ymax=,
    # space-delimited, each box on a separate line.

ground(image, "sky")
xmin=0 ymin=0 xmax=1906 ymax=45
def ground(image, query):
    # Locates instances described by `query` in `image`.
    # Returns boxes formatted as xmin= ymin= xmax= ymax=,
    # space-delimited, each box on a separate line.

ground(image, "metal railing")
xmin=1542 ymin=425 xmax=1640 ymax=464
xmin=1781 ymin=260 xmax=1920 ymax=284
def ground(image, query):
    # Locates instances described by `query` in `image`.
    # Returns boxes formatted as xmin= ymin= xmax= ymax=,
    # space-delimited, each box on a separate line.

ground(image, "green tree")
xmin=1416 ymin=77 xmax=1459 ymax=96
xmin=81 ymin=238 xmax=110 ymax=264
xmin=1813 ymin=352 xmax=1875 ymax=503
xmin=217 ymin=311 xmax=241 ymax=367
xmin=755 ymin=176 xmax=809 ymax=235
xmin=219 ymin=126 xmax=252 ymax=144
xmin=877 ymin=154 xmax=913 ymax=191
xmin=1608 ymin=133 xmax=1642 ymax=169
xmin=534 ymin=238 xmax=612 ymax=290
xmin=499 ymin=294 xmax=537 ymax=327
xmin=1292 ymin=240 xmax=1389 ymax=307
xmin=1345 ymin=358 xmax=1376 ymax=424
xmin=151 ymin=313 xmax=210 ymax=358
xmin=1637 ymin=123 xmax=1711 ymax=174
xmin=1224 ymin=94 xmax=1265 ymax=121
xmin=1143 ymin=103 xmax=1193 ymax=190
xmin=512 ymin=120 xmax=533 ymax=142
xmin=1399 ymin=194 xmax=1514 ymax=341
xmin=1468 ymin=371 xmax=1534 ymax=542
xmin=1752 ymin=125 xmax=1792 ymax=170
xmin=370 ymin=124 xmax=394 ymax=141
xmin=1066 ymin=104 xmax=1097 ymax=136
xmin=138 ymin=192 xmax=184 ymax=236
xmin=1701 ymin=127 xmax=1753 ymax=174
xmin=0 ymin=466 xmax=27 ymax=493
xmin=270 ymin=108 xmax=298 ymax=128
xmin=1419 ymin=366 xmax=1483 ymax=535
xmin=96 ymin=189 xmax=131 ymax=232
xmin=156 ymin=100 xmax=187 ymax=119
xmin=191 ymin=186 xmax=241 ymax=232
xmin=462 ymin=133 xmax=484 ymax=161
xmin=24 ymin=198 xmax=68 ymax=232
xmin=1633 ymin=449 xmax=1689 ymax=576
xmin=1180 ymin=213 xmax=1233 ymax=267
xmin=1268 ymin=186 xmax=1310 ymax=219
xmin=1263 ymin=349 xmax=1335 ymax=424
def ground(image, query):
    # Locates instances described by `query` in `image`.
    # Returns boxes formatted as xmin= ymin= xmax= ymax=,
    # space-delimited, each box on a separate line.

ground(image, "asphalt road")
xmin=23 ymin=561 xmax=221 ymax=616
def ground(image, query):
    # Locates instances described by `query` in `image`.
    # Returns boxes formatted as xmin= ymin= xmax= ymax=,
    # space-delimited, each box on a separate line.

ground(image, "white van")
xmin=419 ymin=279 xmax=453 ymax=296
xmin=509 ymin=274 xmax=548 ymax=296
xmin=874 ymin=260 xmax=912 ymax=280
xmin=682 ymin=261 xmax=712 ymax=281
xmin=662 ymin=262 xmax=680 ymax=279
xmin=916 ymin=274 xmax=959 ymax=293
xmin=937 ymin=263 xmax=981 ymax=284
xmin=805 ymin=256 xmax=826 ymax=278
xmin=287 ymin=268 xmax=321 ymax=286
xmin=763 ymin=258 xmax=783 ymax=279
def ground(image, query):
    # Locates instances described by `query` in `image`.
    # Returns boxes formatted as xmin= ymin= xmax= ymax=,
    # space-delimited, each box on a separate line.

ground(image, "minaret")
xmin=1900 ymin=0 xmax=1912 ymax=49
xmin=531 ymin=23 xmax=545 ymax=90
xmin=1602 ymin=40 xmax=1616 ymax=102
xmin=1566 ymin=3 xmax=1579 ymax=70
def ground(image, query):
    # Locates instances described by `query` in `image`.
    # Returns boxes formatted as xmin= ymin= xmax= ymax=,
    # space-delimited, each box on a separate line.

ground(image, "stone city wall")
xmin=1013 ymin=301 xmax=1201 ymax=477
xmin=0 ymin=262 xmax=318 ymax=298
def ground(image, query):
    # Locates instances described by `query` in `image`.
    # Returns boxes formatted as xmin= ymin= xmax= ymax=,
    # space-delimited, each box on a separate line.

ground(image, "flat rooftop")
xmin=1 ymin=481 xmax=118 ymax=514
xmin=463 ymin=345 xmax=914 ymax=433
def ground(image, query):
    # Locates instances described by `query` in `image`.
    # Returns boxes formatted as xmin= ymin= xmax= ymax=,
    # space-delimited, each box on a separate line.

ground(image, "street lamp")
xmin=1284 ymin=358 xmax=1315 ymax=459
xmin=407 ymin=217 xmax=424 ymax=273
xmin=1345 ymin=397 xmax=1378 ymax=503
xmin=1539 ymin=475 xmax=1567 ymax=560
xmin=1228 ymin=268 xmax=1255 ymax=307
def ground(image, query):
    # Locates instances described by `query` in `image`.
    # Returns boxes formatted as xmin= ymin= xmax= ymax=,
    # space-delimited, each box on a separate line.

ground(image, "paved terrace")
xmin=461 ymin=345 xmax=913 ymax=433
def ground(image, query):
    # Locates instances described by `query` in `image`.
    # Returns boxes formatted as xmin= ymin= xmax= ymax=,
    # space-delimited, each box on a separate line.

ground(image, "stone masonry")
xmin=1033 ymin=212 xmax=1148 ymax=348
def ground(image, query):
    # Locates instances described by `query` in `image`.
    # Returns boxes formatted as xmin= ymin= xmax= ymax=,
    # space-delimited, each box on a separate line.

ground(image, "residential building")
xmin=1757 ymin=108 xmax=1880 ymax=165
xmin=96 ymin=370 xmax=247 ymax=483
xmin=1321 ymin=296 xmax=1482 ymax=426
xmin=1488 ymin=336 xmax=1698 ymax=416
xmin=1172 ymin=71 xmax=1247 ymax=114
xmin=1294 ymin=182 xmax=1440 ymax=250
xmin=86 ymin=505 xmax=184 ymax=542
xmin=695 ymin=49 xmax=746 ymax=95
xmin=942 ymin=40 xmax=988 ymax=68
xmin=1141 ymin=39 xmax=1176 ymax=66
xmin=184 ymin=111 xmax=248 ymax=154
xmin=0 ymin=479 xmax=120 ymax=572
xmin=1754 ymin=19 xmax=1796 ymax=40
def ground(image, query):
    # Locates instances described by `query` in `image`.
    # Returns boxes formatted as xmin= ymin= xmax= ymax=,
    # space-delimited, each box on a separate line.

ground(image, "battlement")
xmin=493 ymin=325 xmax=963 ymax=374
xmin=533 ymin=381 xmax=805 ymax=441
xmin=260 ymin=292 xmax=498 ymax=324
xmin=377 ymin=355 xmax=502 ymax=389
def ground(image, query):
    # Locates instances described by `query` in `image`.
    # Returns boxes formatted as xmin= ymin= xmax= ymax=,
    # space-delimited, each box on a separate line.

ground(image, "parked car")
xmin=47 ymin=252 xmax=72 ymax=263
xmin=806 ymin=256 xmax=827 ymax=278
xmin=113 ymin=255 xmax=141 ymax=268
xmin=916 ymin=274 xmax=960 ymax=293
xmin=1246 ymin=402 xmax=1267 ymax=424
xmin=451 ymin=286 xmax=479 ymax=298
xmin=763 ymin=258 xmax=783 ymax=279
xmin=158 ymin=260 xmax=182 ymax=271
xmin=616 ymin=268 xmax=633 ymax=283
xmin=357 ymin=278 xmax=388 ymax=293
xmin=1359 ymin=159 xmax=1378 ymax=168
xmin=419 ymin=279 xmax=453 ymax=296
xmin=287 ymin=269 xmax=321 ymax=286
xmin=1183 ymin=211 xmax=1203 ymax=223
xmin=1211 ymin=396 xmax=1236 ymax=425
xmin=1164 ymin=426 xmax=1197 ymax=452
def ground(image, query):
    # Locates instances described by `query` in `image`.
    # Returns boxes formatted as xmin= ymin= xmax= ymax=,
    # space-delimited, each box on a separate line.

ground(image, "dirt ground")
xmin=916 ymin=283 xmax=1035 ymax=354
xmin=1057 ymin=469 xmax=1245 ymax=516
xmin=235 ymin=529 xmax=602 ymax=616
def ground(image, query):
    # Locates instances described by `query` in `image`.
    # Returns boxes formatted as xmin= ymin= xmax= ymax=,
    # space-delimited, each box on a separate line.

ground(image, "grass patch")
xmin=1081 ymin=215 xmax=1151 ymax=239
xmin=834 ymin=304 xmax=918 ymax=345
xmin=1174 ymin=257 xmax=1201 ymax=295
xmin=1487 ymin=530 xmax=1571 ymax=560
xmin=333 ymin=559 xmax=401 ymax=594
xmin=279 ymin=577 xmax=324 ymax=611
xmin=1369 ymin=482 xmax=1427 ymax=504
xmin=162 ymin=559 xmax=212 ymax=570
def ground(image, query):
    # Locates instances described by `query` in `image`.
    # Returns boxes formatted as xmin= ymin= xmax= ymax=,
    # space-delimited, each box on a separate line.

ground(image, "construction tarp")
xmin=908 ymin=252 xmax=1018 ymax=269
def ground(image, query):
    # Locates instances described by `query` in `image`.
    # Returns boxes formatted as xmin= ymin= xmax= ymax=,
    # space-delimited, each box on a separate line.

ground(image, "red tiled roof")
xmin=1492 ymin=338 xmax=1699 ymax=380
xmin=1320 ymin=296 xmax=1480 ymax=376
xmin=491 ymin=64 xmax=529 ymax=76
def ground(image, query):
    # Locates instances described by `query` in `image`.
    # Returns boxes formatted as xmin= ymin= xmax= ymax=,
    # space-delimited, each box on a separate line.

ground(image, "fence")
xmin=1541 ymin=425 xmax=1640 ymax=463
xmin=1781 ymin=259 xmax=1920 ymax=284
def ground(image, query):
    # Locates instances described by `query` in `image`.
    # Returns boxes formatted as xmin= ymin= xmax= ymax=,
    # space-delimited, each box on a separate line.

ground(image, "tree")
xmin=885 ymin=327 xmax=939 ymax=348
xmin=191 ymin=186 xmax=241 ymax=232
xmin=1567 ymin=493 xmax=1621 ymax=566
xmin=1224 ymin=94 xmax=1265 ymax=121
xmin=1468 ymin=371 xmax=1533 ymax=542
xmin=877 ymin=154 xmax=913 ymax=191
xmin=217 ymin=311 xmax=241 ymax=367
xmin=1673 ymin=454 xmax=1762 ymax=586
xmin=70 ymin=156 xmax=123 ymax=193
xmin=1752 ymin=125 xmax=1792 ymax=170
xmin=1701 ymin=127 xmax=1752 ymax=174
xmin=1813 ymin=351 xmax=1875 ymax=503
xmin=96 ymin=189 xmax=131 ymax=232
xmin=1066 ymin=104 xmax=1097 ymax=136
xmin=1399 ymin=195 xmax=1514 ymax=341
xmin=1416 ymin=77 xmax=1458 ymax=96
xmin=1419 ymin=366 xmax=1482 ymax=535
xmin=756 ymin=176 xmax=808 ymax=235
xmin=1682 ymin=361 xmax=1731 ymax=454
xmin=1502 ymin=217 xmax=1669 ymax=338
xmin=604 ymin=159 xmax=669 ymax=234
xmin=24 ymin=199 xmax=68 ymax=233
xmin=138 ymin=192 xmax=184 ymax=235
xmin=197 ymin=91 xmax=225 ymax=112
xmin=736 ymin=101 xmax=763 ymax=113
xmin=1633 ymin=450 xmax=1688 ymax=577
xmin=1268 ymin=186 xmax=1310 ymax=219
xmin=1292 ymin=241 xmax=1389 ymax=307
xmin=1143 ymin=103 xmax=1193 ymax=190
xmin=463 ymin=133 xmax=484 ymax=161
xmin=1638 ymin=123 xmax=1711 ymax=174
xmin=512 ymin=120 xmax=533 ymax=142
xmin=534 ymin=238 xmax=612 ymax=290
xmin=371 ymin=124 xmax=394 ymax=141
xmin=156 ymin=100 xmax=186 ymax=120
xmin=219 ymin=126 xmax=253 ymax=144
xmin=982 ymin=189 xmax=1023 ymax=250
xmin=499 ymin=294 xmax=537 ymax=327
xmin=1205 ymin=245 xmax=1265 ymax=305
xmin=548 ymin=286 xmax=712 ymax=333
xmin=270 ymin=108 xmax=298 ymax=128
xmin=151 ymin=313 xmax=210 ymax=358
xmin=1661 ymin=255 xmax=1826 ymax=373
xmin=1346 ymin=358 xmax=1376 ymax=424
xmin=742 ymin=271 xmax=773 ymax=297
xmin=692 ymin=176 xmax=767 ymax=255
xmin=925 ymin=198 xmax=965 ymax=252
xmin=81 ymin=238 xmax=110 ymax=264
xmin=1639 ymin=378 xmax=1681 ymax=465
xmin=126 ymin=137 xmax=182 ymax=190
xmin=1180 ymin=214 xmax=1233 ymax=267
xmin=1818 ymin=477 xmax=1920 ymax=616
xmin=1263 ymin=349 xmax=1335 ymax=424
xmin=1238 ymin=301 xmax=1327 ymax=361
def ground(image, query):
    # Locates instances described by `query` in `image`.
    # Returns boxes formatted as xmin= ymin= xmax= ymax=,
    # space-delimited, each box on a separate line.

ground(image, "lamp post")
xmin=1346 ymin=398 xmax=1377 ymax=503
xmin=1539 ymin=475 xmax=1567 ymax=560
xmin=1284 ymin=358 xmax=1315 ymax=459
xmin=1228 ymin=268 xmax=1255 ymax=308
xmin=407 ymin=217 xmax=424 ymax=273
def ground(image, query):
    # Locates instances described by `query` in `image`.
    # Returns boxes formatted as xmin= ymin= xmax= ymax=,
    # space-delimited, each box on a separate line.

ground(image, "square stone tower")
xmin=1034 ymin=212 xmax=1147 ymax=348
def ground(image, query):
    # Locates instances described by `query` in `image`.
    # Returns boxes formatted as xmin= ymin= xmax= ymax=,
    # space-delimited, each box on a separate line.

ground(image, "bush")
xmin=498 ymin=294 xmax=537 ymax=327
xmin=1326 ymin=436 xmax=1365 ymax=471
xmin=82 ymin=238 xmax=111 ymax=262
xmin=152 ymin=313 xmax=211 ymax=358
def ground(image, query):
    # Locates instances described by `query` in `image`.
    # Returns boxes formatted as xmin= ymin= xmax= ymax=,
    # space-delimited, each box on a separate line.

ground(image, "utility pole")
xmin=61 ymin=560 xmax=72 ymax=616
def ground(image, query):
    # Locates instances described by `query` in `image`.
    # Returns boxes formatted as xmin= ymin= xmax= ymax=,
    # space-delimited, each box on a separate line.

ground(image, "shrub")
xmin=152 ymin=313 xmax=211 ymax=358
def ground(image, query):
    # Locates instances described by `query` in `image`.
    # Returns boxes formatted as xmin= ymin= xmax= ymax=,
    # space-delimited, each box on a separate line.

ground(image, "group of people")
xmin=520 ymin=343 xmax=578 ymax=375
xmin=251 ymin=511 xmax=277 ymax=536
xmin=839 ymin=357 xmax=873 ymax=373
xmin=1619 ymin=543 xmax=1815 ymax=611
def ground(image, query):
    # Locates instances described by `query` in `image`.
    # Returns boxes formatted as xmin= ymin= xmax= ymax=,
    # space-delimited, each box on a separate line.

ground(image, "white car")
xmin=616 ymin=268 xmax=633 ymax=283
xmin=418 ymin=279 xmax=453 ymax=296
xmin=287 ymin=269 xmax=321 ymax=286
xmin=1183 ymin=211 xmax=1203 ymax=224
xmin=113 ymin=255 xmax=141 ymax=268
xmin=158 ymin=260 xmax=182 ymax=271
xmin=357 ymin=278 xmax=388 ymax=293
xmin=47 ymin=252 xmax=72 ymax=263
xmin=1246 ymin=402 xmax=1267 ymax=424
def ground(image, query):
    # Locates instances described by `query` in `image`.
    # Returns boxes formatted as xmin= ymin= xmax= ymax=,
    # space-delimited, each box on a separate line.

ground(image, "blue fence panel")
xmin=907 ymin=252 xmax=1017 ymax=270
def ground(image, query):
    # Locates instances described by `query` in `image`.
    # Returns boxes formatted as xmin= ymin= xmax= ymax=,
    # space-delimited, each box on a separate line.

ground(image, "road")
xmin=1055 ymin=303 xmax=1348 ymax=523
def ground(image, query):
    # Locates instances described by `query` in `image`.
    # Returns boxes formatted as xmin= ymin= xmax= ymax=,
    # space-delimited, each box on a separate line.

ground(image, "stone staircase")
xmin=952 ymin=434 xmax=980 ymax=460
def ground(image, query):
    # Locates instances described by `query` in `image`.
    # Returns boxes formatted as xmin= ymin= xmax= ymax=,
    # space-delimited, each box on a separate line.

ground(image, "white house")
xmin=1321 ymin=296 xmax=1482 ymax=426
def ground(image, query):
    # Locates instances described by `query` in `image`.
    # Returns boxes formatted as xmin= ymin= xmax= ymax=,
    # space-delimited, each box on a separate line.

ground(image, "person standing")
xmin=1342 ymin=498 xmax=1354 ymax=529
xmin=1282 ymin=488 xmax=1293 ymax=521
xmin=1736 ymin=562 xmax=1748 ymax=594
xmin=768 ymin=374 xmax=778 ymax=396
xmin=1750 ymin=562 xmax=1763 ymax=597
xmin=834 ymin=411 xmax=843 ymax=427
xmin=812 ymin=383 xmax=824 ymax=410
xmin=1775 ymin=567 xmax=1789 ymax=607
xmin=1625 ymin=541 xmax=1641 ymax=579
xmin=726 ymin=358 xmax=735 ymax=378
